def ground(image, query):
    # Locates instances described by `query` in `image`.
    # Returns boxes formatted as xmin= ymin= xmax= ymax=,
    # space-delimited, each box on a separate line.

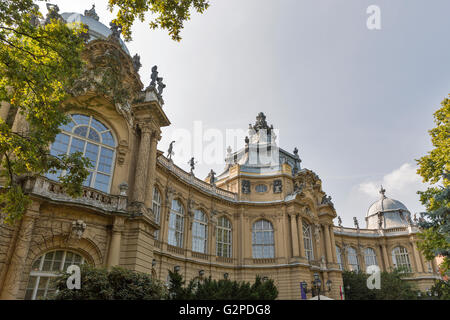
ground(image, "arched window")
xmin=303 ymin=222 xmax=314 ymax=261
xmin=336 ymin=245 xmax=343 ymax=270
xmin=392 ymin=246 xmax=412 ymax=272
xmin=47 ymin=114 xmax=116 ymax=193
xmin=216 ymin=216 xmax=232 ymax=258
xmin=347 ymin=247 xmax=360 ymax=272
xmin=168 ymin=199 xmax=184 ymax=248
xmin=192 ymin=209 xmax=208 ymax=253
xmin=25 ymin=250 xmax=85 ymax=300
xmin=364 ymin=247 xmax=378 ymax=268
xmin=252 ymin=220 xmax=274 ymax=259
xmin=152 ymin=187 xmax=161 ymax=240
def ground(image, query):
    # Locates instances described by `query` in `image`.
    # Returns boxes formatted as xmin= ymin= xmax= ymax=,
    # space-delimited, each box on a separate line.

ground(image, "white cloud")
xmin=358 ymin=163 xmax=423 ymax=197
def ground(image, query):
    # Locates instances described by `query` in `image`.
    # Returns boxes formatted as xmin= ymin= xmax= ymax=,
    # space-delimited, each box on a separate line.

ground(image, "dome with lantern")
xmin=365 ymin=186 xmax=412 ymax=229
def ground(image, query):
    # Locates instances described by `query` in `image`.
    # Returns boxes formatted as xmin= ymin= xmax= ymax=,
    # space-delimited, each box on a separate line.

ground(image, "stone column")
xmin=314 ymin=224 xmax=322 ymax=262
xmin=289 ymin=213 xmax=300 ymax=257
xmin=0 ymin=202 xmax=40 ymax=300
xmin=375 ymin=245 xmax=385 ymax=271
xmin=323 ymin=224 xmax=333 ymax=264
xmin=329 ymin=225 xmax=338 ymax=263
xmin=381 ymin=244 xmax=390 ymax=271
xmin=144 ymin=131 xmax=160 ymax=208
xmin=297 ymin=216 xmax=306 ymax=259
xmin=106 ymin=217 xmax=124 ymax=268
xmin=410 ymin=240 xmax=424 ymax=273
xmin=132 ymin=123 xmax=152 ymax=205
xmin=0 ymin=101 xmax=11 ymax=121
xmin=11 ymin=109 xmax=28 ymax=134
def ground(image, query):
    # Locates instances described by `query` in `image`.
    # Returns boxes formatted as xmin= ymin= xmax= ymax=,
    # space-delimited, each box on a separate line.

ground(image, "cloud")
xmin=358 ymin=163 xmax=423 ymax=197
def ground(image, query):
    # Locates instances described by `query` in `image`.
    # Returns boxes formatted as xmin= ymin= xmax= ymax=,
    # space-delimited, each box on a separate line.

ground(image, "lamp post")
xmin=301 ymin=273 xmax=332 ymax=300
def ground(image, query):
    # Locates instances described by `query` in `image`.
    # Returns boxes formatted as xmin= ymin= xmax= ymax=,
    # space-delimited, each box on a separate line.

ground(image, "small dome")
xmin=366 ymin=186 xmax=411 ymax=229
xmin=61 ymin=12 xmax=130 ymax=55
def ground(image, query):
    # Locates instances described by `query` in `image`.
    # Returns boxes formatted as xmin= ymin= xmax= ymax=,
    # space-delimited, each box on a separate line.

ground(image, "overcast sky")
xmin=38 ymin=0 xmax=450 ymax=228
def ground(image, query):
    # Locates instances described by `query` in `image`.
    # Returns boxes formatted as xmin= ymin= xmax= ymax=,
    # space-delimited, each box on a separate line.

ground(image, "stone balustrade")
xmin=157 ymin=156 xmax=237 ymax=201
xmin=24 ymin=176 xmax=128 ymax=214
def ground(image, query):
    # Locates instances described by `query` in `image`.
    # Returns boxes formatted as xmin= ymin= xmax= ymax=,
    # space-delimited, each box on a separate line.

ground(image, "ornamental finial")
xmin=379 ymin=185 xmax=386 ymax=199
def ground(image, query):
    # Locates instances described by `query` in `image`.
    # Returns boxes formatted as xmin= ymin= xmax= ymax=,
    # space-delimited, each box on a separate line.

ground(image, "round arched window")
xmin=392 ymin=246 xmax=412 ymax=272
xmin=192 ymin=209 xmax=208 ymax=254
xmin=47 ymin=114 xmax=116 ymax=193
xmin=252 ymin=220 xmax=274 ymax=259
xmin=216 ymin=216 xmax=232 ymax=258
xmin=25 ymin=250 xmax=86 ymax=300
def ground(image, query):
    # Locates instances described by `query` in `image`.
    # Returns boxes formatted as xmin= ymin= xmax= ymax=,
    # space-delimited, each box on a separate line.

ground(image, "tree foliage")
xmin=0 ymin=1 xmax=210 ymax=224
xmin=416 ymin=95 xmax=450 ymax=276
xmin=0 ymin=0 xmax=90 ymax=224
xmin=167 ymin=270 xmax=278 ymax=300
xmin=50 ymin=264 xmax=167 ymax=300
xmin=342 ymin=270 xmax=420 ymax=300
xmin=108 ymin=0 xmax=210 ymax=41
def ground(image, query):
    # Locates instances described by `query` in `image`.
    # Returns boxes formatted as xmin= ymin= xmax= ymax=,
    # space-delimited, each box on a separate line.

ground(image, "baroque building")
xmin=0 ymin=8 xmax=441 ymax=300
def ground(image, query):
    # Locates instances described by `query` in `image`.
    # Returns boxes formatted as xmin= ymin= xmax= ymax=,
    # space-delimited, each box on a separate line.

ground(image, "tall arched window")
xmin=392 ymin=246 xmax=412 ymax=272
xmin=303 ymin=222 xmax=314 ymax=261
xmin=152 ymin=187 xmax=161 ymax=240
xmin=192 ymin=209 xmax=208 ymax=253
xmin=47 ymin=114 xmax=116 ymax=193
xmin=364 ymin=247 xmax=378 ymax=268
xmin=216 ymin=216 xmax=232 ymax=258
xmin=347 ymin=247 xmax=360 ymax=272
xmin=336 ymin=245 xmax=343 ymax=270
xmin=252 ymin=220 xmax=274 ymax=259
xmin=168 ymin=199 xmax=184 ymax=247
xmin=25 ymin=250 xmax=85 ymax=300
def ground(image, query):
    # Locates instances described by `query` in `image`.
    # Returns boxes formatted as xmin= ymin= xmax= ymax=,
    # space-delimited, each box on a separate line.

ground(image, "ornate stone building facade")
xmin=0 ymin=9 xmax=441 ymax=300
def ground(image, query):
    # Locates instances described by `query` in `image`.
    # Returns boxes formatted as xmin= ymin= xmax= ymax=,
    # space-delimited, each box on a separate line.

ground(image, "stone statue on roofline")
xmin=84 ymin=4 xmax=99 ymax=21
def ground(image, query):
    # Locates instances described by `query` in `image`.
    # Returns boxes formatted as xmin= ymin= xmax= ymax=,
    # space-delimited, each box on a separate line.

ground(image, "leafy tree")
xmin=167 ymin=271 xmax=278 ymax=300
xmin=0 ymin=1 xmax=210 ymax=224
xmin=342 ymin=270 xmax=420 ymax=300
xmin=0 ymin=0 xmax=90 ymax=224
xmin=108 ymin=0 xmax=210 ymax=41
xmin=416 ymin=95 xmax=450 ymax=276
xmin=429 ymin=279 xmax=450 ymax=300
xmin=50 ymin=264 xmax=167 ymax=300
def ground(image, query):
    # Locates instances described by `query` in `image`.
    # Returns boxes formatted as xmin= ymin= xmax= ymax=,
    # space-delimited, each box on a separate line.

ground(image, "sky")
xmin=37 ymin=0 xmax=450 ymax=228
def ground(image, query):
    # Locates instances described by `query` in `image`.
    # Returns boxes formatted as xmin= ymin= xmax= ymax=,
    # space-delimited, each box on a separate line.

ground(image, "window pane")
xmin=88 ymin=128 xmax=100 ymax=142
xmin=101 ymin=132 xmax=115 ymax=147
xmin=98 ymin=148 xmax=114 ymax=173
xmin=94 ymin=173 xmax=110 ymax=193
xmin=90 ymin=117 xmax=107 ymax=132
xmin=74 ymin=126 xmax=88 ymax=138
xmin=50 ymin=133 xmax=69 ymax=157
xmin=85 ymin=143 xmax=99 ymax=168
xmin=72 ymin=114 xmax=90 ymax=125
xmin=69 ymin=137 xmax=85 ymax=154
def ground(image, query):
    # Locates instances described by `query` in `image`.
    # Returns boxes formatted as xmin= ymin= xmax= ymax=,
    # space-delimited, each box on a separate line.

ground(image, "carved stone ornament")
xmin=119 ymin=182 xmax=128 ymax=196
xmin=132 ymin=54 xmax=142 ymax=72
xmin=117 ymin=140 xmax=129 ymax=165
xmin=242 ymin=180 xmax=251 ymax=194
xmin=84 ymin=4 xmax=99 ymax=21
xmin=273 ymin=179 xmax=282 ymax=193
xmin=65 ymin=220 xmax=87 ymax=243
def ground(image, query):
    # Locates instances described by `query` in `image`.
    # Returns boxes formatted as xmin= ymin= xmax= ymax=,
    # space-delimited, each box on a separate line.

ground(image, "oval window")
xmin=255 ymin=184 xmax=268 ymax=193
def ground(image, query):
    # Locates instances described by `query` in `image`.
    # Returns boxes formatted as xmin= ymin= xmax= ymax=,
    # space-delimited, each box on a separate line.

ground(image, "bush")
xmin=49 ymin=264 xmax=167 ymax=300
xmin=342 ymin=269 xmax=420 ymax=300
xmin=167 ymin=271 xmax=278 ymax=300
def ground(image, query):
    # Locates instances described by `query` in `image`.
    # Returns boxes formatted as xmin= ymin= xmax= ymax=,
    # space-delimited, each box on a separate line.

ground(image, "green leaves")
xmin=0 ymin=1 xmax=89 ymax=223
xmin=167 ymin=271 xmax=278 ymax=300
xmin=108 ymin=0 xmax=210 ymax=41
xmin=50 ymin=265 xmax=167 ymax=300
xmin=416 ymin=95 xmax=450 ymax=276
xmin=342 ymin=270 xmax=420 ymax=300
